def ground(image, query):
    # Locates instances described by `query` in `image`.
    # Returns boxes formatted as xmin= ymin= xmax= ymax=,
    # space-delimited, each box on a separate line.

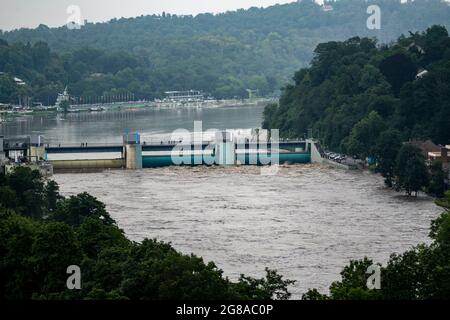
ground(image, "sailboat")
xmin=89 ymin=106 xmax=106 ymax=112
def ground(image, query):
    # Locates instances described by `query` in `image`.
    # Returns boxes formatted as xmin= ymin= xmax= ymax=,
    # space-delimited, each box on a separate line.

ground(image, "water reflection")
xmin=0 ymin=105 xmax=265 ymax=144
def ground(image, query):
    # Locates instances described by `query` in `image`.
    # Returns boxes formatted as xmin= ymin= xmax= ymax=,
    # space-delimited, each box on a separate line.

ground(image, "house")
xmin=416 ymin=69 xmax=428 ymax=79
xmin=0 ymin=72 xmax=26 ymax=86
xmin=428 ymin=146 xmax=449 ymax=165
xmin=428 ymin=145 xmax=450 ymax=184
xmin=408 ymin=42 xmax=425 ymax=54
xmin=0 ymin=103 xmax=12 ymax=111
xmin=406 ymin=139 xmax=441 ymax=157
xmin=13 ymin=77 xmax=26 ymax=86
xmin=405 ymin=139 xmax=450 ymax=185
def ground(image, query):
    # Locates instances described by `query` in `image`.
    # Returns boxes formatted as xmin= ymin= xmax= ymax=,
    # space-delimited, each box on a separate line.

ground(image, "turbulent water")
xmin=54 ymin=164 xmax=441 ymax=298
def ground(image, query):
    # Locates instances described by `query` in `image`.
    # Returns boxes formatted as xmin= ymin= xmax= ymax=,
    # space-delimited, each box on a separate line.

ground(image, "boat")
xmin=89 ymin=106 xmax=106 ymax=112
xmin=32 ymin=102 xmax=57 ymax=112
xmin=18 ymin=110 xmax=34 ymax=114
xmin=67 ymin=108 xmax=83 ymax=113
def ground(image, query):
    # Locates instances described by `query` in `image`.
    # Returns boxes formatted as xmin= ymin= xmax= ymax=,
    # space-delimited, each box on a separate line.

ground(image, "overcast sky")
xmin=0 ymin=0 xmax=316 ymax=31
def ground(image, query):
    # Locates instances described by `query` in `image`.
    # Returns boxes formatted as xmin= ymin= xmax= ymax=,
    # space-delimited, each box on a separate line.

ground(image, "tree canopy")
xmin=263 ymin=25 xmax=450 ymax=149
xmin=2 ymin=0 xmax=450 ymax=104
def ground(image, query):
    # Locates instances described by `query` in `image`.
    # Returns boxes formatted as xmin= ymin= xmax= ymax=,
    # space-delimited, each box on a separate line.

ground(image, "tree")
xmin=303 ymin=258 xmax=381 ymax=300
xmin=59 ymin=100 xmax=70 ymax=113
xmin=233 ymin=268 xmax=296 ymax=300
xmin=373 ymin=129 xmax=402 ymax=187
xmin=0 ymin=186 xmax=18 ymax=210
xmin=262 ymin=103 xmax=278 ymax=130
xmin=436 ymin=191 xmax=450 ymax=211
xmin=394 ymin=145 xmax=429 ymax=196
xmin=301 ymin=288 xmax=328 ymax=300
xmin=0 ymin=74 xmax=18 ymax=104
xmin=263 ymin=25 xmax=450 ymax=151
xmin=31 ymin=222 xmax=83 ymax=296
xmin=379 ymin=53 xmax=417 ymax=95
xmin=0 ymin=214 xmax=37 ymax=299
xmin=380 ymin=245 xmax=431 ymax=299
xmin=76 ymin=217 xmax=128 ymax=259
xmin=44 ymin=180 xmax=61 ymax=213
xmin=52 ymin=192 xmax=115 ymax=227
xmin=342 ymin=111 xmax=387 ymax=159
xmin=6 ymin=167 xmax=44 ymax=218
xmin=427 ymin=160 xmax=447 ymax=198
xmin=430 ymin=196 xmax=450 ymax=245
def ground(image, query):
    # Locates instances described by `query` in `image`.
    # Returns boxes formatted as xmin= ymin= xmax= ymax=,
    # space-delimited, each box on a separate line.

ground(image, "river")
xmin=1 ymin=104 xmax=442 ymax=298
xmin=53 ymin=165 xmax=441 ymax=298
xmin=0 ymin=105 xmax=266 ymax=143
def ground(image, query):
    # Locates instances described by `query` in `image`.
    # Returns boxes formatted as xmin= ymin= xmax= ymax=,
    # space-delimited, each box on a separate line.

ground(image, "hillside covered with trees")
xmin=1 ymin=0 xmax=450 ymax=105
xmin=263 ymin=25 xmax=450 ymax=149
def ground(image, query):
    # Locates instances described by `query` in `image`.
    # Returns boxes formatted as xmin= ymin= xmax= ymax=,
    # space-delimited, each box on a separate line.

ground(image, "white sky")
xmin=0 ymin=0 xmax=311 ymax=31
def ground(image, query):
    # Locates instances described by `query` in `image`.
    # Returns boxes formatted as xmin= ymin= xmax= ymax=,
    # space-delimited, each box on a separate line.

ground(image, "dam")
xmin=1 ymin=131 xmax=323 ymax=172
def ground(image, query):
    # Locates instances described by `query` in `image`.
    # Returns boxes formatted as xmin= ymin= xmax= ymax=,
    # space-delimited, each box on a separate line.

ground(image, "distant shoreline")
xmin=0 ymin=98 xmax=273 ymax=120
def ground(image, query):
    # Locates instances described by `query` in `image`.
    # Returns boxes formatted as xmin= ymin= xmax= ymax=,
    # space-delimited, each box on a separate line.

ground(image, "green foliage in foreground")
xmin=303 ymin=191 xmax=450 ymax=300
xmin=0 ymin=167 xmax=294 ymax=300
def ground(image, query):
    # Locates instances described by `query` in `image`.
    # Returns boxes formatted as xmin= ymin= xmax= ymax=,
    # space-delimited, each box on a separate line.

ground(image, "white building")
xmin=14 ymin=77 xmax=26 ymax=86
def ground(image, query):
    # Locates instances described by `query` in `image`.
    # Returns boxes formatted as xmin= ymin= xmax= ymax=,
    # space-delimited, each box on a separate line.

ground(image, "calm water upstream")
xmin=2 ymin=104 xmax=442 ymax=298
xmin=0 ymin=105 xmax=265 ymax=143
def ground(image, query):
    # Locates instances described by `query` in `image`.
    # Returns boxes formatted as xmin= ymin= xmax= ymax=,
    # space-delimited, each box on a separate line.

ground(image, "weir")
xmin=3 ymin=133 xmax=322 ymax=171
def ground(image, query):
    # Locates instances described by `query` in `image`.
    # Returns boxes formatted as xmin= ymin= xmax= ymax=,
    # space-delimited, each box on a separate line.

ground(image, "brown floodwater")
xmin=54 ymin=164 xmax=441 ymax=298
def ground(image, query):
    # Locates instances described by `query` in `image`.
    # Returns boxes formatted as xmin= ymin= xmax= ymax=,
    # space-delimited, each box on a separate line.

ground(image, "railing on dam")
xmin=45 ymin=140 xmax=307 ymax=154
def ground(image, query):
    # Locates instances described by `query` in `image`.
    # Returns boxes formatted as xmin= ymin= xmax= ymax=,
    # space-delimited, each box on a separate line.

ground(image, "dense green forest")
xmin=263 ymin=25 xmax=450 ymax=148
xmin=1 ymin=0 xmax=450 ymax=104
xmin=0 ymin=167 xmax=294 ymax=300
xmin=303 ymin=191 xmax=450 ymax=300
